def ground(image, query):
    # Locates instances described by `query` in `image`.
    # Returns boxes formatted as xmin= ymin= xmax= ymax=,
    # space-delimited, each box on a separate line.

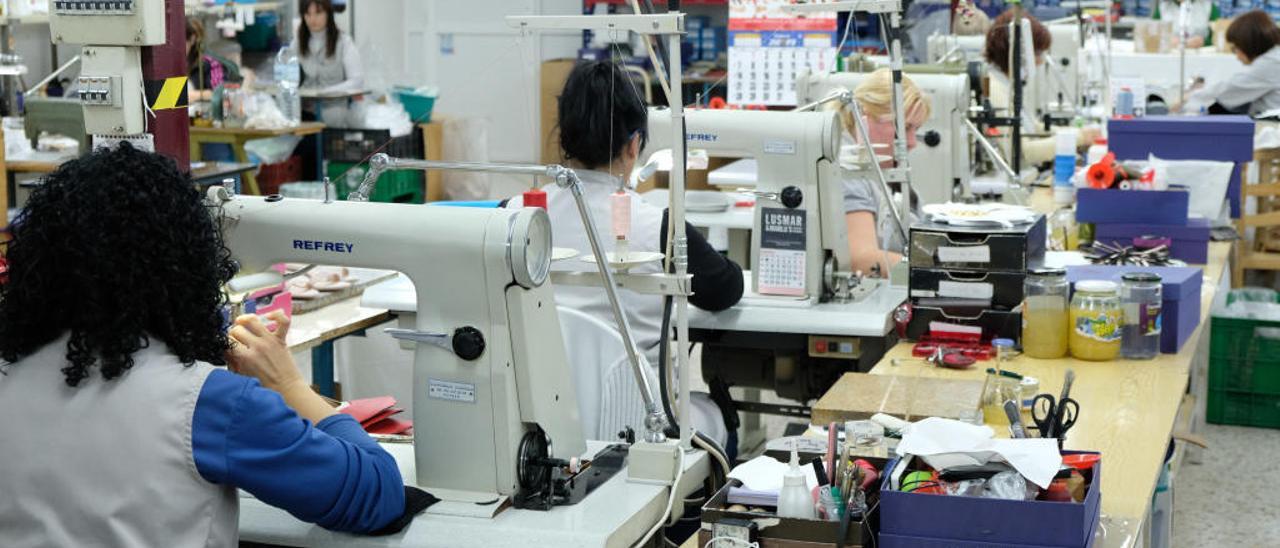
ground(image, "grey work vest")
xmin=0 ymin=334 xmax=238 ymax=548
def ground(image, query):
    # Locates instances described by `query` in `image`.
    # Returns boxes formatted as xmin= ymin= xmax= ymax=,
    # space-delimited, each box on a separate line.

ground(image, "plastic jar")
xmin=1121 ymin=272 xmax=1163 ymax=359
xmin=1070 ymin=280 xmax=1122 ymax=361
xmin=1023 ymin=268 xmax=1070 ymax=359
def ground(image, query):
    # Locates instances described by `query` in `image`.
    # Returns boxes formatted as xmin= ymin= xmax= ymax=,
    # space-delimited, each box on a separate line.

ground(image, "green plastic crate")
xmin=327 ymin=161 xmax=424 ymax=204
xmin=1207 ymin=389 xmax=1280 ymax=428
xmin=1208 ymin=316 xmax=1280 ymax=395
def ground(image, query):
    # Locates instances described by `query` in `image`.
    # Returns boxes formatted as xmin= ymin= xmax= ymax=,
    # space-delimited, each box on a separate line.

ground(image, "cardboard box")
xmin=811 ymin=373 xmax=984 ymax=425
xmin=540 ymin=59 xmax=576 ymax=166
xmin=1066 ymin=265 xmax=1204 ymax=353
xmin=1107 ymin=116 xmax=1255 ymax=217
xmin=909 ymin=215 xmax=1046 ymax=272
xmin=1075 ymin=188 xmax=1190 ymax=226
xmin=699 ymin=473 xmax=880 ymax=548
xmin=879 ymin=453 xmax=1102 ymax=548
xmin=1093 ymin=217 xmax=1211 ymax=264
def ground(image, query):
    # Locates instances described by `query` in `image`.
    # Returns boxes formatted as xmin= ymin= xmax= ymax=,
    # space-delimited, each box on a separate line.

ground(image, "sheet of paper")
xmin=896 ymin=417 xmax=1063 ymax=488
xmin=727 ymin=454 xmax=820 ymax=493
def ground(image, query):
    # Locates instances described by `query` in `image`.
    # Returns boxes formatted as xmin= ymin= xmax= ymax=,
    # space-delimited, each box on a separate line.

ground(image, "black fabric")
xmin=659 ymin=210 xmax=745 ymax=312
xmin=368 ymin=486 xmax=440 ymax=536
xmin=1208 ymin=102 xmax=1246 ymax=115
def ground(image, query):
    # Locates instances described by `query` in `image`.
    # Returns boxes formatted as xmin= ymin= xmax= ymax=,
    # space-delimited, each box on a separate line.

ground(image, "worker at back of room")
xmin=505 ymin=61 xmax=744 ymax=451
xmin=0 ymin=145 xmax=409 ymax=546
xmin=1186 ymin=9 xmax=1280 ymax=116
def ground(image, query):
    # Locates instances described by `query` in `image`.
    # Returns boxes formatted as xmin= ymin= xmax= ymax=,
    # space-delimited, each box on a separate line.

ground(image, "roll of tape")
xmin=1118 ymin=180 xmax=1133 ymax=191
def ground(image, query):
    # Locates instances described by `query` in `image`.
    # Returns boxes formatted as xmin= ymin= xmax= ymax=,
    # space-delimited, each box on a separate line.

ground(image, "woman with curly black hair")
xmin=0 ymin=143 xmax=406 ymax=546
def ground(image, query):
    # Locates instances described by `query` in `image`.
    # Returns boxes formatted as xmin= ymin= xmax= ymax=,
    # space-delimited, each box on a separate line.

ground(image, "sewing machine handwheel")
xmin=781 ymin=186 xmax=803 ymax=209
xmin=452 ymin=327 xmax=486 ymax=361
xmin=517 ymin=428 xmax=551 ymax=491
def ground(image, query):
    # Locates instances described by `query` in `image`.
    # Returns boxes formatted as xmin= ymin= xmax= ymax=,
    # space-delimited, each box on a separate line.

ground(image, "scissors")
xmin=1032 ymin=393 xmax=1079 ymax=439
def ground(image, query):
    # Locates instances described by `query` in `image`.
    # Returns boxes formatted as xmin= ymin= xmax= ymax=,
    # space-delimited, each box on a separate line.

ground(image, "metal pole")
xmin=667 ymin=31 xmax=692 ymax=451
xmin=1009 ymin=7 xmax=1023 ymax=177
xmin=887 ymin=11 xmax=911 ymax=220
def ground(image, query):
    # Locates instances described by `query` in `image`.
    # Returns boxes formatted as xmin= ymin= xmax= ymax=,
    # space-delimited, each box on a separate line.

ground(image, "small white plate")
xmin=552 ymin=247 xmax=580 ymax=262
xmin=580 ymin=251 xmax=665 ymax=270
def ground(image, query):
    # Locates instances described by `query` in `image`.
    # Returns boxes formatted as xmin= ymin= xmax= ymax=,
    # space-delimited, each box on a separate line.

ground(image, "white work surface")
xmin=689 ymin=272 xmax=906 ymax=337
xmin=641 ymin=189 xmax=754 ymax=230
xmin=707 ymin=158 xmax=758 ymax=187
xmin=367 ymin=271 xmax=904 ymax=338
xmin=239 ymin=441 xmax=710 ymax=548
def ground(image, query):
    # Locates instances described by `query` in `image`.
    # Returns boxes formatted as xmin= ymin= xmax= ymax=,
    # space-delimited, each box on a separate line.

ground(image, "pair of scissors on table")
xmin=1032 ymin=369 xmax=1079 ymax=439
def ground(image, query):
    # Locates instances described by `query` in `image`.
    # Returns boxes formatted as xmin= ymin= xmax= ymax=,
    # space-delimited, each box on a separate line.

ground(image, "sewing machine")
xmin=216 ymin=188 xmax=710 ymax=546
xmin=795 ymin=70 xmax=972 ymax=206
xmin=641 ymin=108 xmax=906 ymax=417
xmin=926 ymin=33 xmax=986 ymax=65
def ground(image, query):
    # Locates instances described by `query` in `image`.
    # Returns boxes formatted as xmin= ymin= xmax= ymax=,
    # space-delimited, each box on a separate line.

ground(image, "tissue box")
xmin=1075 ymin=189 xmax=1189 ymax=225
xmin=1093 ymin=218 xmax=1211 ymax=264
xmin=909 ymin=215 xmax=1047 ymax=272
xmin=879 ymin=453 xmax=1101 ymax=548
xmin=1066 ymin=265 xmax=1204 ymax=353
xmin=1107 ymin=115 xmax=1255 ymax=218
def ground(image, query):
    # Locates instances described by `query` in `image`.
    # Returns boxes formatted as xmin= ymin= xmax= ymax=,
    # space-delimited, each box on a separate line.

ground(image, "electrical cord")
xmin=658 ymin=293 xmax=733 ymax=487
xmin=632 ymin=448 xmax=685 ymax=548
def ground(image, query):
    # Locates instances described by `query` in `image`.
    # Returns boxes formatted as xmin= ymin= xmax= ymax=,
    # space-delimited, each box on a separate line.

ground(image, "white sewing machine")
xmin=926 ymin=33 xmax=985 ymax=64
xmin=644 ymin=107 xmax=858 ymax=303
xmin=641 ymin=108 xmax=907 ymax=416
xmin=215 ymin=189 xmax=707 ymax=546
xmin=794 ymin=70 xmax=972 ymax=206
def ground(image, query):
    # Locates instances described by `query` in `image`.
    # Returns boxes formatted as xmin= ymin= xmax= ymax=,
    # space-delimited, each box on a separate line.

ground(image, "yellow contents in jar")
xmin=1023 ymin=296 xmax=1069 ymax=359
xmin=1069 ymin=307 xmax=1122 ymax=361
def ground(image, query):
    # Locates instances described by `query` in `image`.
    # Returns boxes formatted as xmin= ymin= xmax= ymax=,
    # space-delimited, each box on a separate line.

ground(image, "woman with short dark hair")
xmin=0 ymin=144 xmax=407 ymax=546
xmin=1190 ymin=10 xmax=1280 ymax=115
xmin=505 ymin=60 xmax=743 ymax=451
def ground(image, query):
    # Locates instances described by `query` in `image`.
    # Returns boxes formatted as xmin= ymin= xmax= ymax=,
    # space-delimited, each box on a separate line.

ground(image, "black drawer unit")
xmin=909 ymin=215 xmax=1046 ymax=272
xmin=909 ymin=268 xmax=1026 ymax=311
xmin=906 ymin=305 xmax=1023 ymax=343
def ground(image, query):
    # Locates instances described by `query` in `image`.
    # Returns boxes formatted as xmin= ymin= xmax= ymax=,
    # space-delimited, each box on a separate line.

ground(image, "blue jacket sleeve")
xmin=192 ymin=369 xmax=406 ymax=533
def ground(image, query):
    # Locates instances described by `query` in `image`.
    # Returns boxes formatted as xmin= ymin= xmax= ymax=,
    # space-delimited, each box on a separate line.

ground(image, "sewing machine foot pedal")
xmin=513 ymin=428 xmax=628 ymax=511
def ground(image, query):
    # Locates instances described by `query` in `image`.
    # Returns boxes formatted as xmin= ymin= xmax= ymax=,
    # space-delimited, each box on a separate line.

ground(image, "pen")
xmin=986 ymin=367 xmax=1023 ymax=380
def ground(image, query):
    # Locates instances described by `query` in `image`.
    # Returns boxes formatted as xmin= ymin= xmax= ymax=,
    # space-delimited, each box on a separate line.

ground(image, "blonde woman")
xmin=828 ymin=69 xmax=932 ymax=276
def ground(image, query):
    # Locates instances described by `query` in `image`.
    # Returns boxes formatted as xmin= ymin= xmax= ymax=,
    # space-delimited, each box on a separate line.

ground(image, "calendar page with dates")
xmin=728 ymin=0 xmax=838 ymax=107
xmin=758 ymin=207 xmax=807 ymax=296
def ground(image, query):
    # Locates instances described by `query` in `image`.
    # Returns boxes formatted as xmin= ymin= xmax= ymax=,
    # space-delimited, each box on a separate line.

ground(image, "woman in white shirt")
xmin=297 ymin=0 xmax=364 ymax=123
xmin=1189 ymin=10 xmax=1280 ymax=116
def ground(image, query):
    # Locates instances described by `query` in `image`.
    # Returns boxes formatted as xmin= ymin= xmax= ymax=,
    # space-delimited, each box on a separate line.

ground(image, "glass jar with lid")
xmin=1121 ymin=272 xmax=1163 ymax=359
xmin=1023 ymin=268 xmax=1070 ymax=359
xmin=1070 ymin=280 xmax=1122 ymax=361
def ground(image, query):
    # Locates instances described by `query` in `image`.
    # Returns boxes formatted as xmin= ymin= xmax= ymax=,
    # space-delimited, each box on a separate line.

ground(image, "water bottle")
xmin=274 ymin=45 xmax=302 ymax=125
xmin=1054 ymin=129 xmax=1078 ymax=206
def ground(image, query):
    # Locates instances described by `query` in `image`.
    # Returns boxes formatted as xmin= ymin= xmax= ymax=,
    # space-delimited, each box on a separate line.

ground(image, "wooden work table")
xmin=844 ymin=241 xmax=1230 ymax=547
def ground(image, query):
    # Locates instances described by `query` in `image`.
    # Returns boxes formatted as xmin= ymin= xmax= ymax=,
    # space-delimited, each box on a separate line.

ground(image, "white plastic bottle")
xmin=776 ymin=441 xmax=815 ymax=519
xmin=1086 ymin=137 xmax=1108 ymax=166
xmin=274 ymin=44 xmax=302 ymax=125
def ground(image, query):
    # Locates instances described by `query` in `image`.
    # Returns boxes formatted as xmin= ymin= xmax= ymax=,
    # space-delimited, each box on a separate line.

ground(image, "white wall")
xmin=352 ymin=0 xmax=582 ymax=199
xmin=11 ymin=24 xmax=79 ymax=94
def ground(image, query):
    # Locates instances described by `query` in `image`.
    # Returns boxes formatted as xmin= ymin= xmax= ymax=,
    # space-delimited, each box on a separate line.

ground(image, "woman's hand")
xmin=226 ymin=311 xmax=304 ymax=393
